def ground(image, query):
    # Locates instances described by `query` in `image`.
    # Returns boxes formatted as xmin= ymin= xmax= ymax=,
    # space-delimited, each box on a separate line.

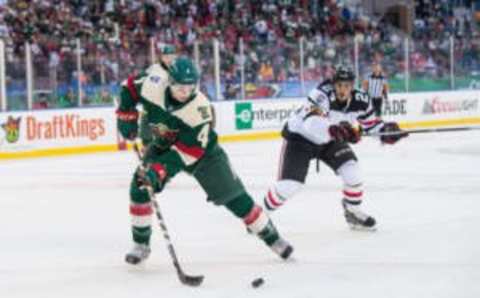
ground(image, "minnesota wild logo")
xmin=1 ymin=116 xmax=21 ymax=143
xmin=149 ymin=123 xmax=179 ymax=142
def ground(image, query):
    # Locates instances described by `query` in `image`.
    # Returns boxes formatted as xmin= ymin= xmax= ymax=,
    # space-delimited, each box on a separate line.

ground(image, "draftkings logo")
xmin=1 ymin=116 xmax=21 ymax=143
xmin=235 ymin=102 xmax=253 ymax=130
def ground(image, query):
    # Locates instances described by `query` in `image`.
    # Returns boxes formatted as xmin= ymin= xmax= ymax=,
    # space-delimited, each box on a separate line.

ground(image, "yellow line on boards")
xmin=1 ymin=117 xmax=480 ymax=160
xmin=0 ymin=144 xmax=119 ymax=160
xmin=398 ymin=117 xmax=480 ymax=129
xmin=218 ymin=131 xmax=280 ymax=143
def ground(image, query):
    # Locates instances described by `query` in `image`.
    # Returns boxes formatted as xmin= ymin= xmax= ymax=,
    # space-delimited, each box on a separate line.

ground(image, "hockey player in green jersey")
xmin=145 ymin=43 xmax=177 ymax=75
xmin=140 ymin=44 xmax=177 ymax=145
xmin=116 ymin=57 xmax=294 ymax=265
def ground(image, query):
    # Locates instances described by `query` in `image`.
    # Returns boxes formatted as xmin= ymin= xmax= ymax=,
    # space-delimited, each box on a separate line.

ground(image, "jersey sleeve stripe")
xmin=173 ymin=141 xmax=205 ymax=160
xmin=358 ymin=118 xmax=381 ymax=126
xmin=127 ymin=76 xmax=140 ymax=101
xmin=151 ymin=163 xmax=168 ymax=180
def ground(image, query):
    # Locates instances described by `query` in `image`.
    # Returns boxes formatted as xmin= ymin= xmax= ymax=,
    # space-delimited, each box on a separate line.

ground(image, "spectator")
xmin=57 ymin=89 xmax=75 ymax=108
xmin=1 ymin=0 xmax=478 ymax=105
xmin=258 ymin=61 xmax=274 ymax=82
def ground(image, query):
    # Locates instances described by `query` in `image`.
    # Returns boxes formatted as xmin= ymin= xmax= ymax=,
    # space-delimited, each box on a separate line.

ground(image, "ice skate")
xmin=269 ymin=237 xmax=294 ymax=260
xmin=342 ymin=199 xmax=377 ymax=231
xmin=125 ymin=243 xmax=151 ymax=265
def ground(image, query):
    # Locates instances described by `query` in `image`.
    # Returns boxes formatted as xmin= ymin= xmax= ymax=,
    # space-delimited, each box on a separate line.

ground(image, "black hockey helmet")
xmin=333 ymin=64 xmax=355 ymax=82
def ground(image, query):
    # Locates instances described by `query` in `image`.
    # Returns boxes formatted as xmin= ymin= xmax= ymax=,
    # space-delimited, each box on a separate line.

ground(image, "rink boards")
xmin=1 ymin=90 xmax=479 ymax=159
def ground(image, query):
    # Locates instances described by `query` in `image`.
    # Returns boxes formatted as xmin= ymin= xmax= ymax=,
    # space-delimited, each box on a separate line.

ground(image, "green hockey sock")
xmin=225 ymin=193 xmax=280 ymax=246
xmin=132 ymin=226 xmax=151 ymax=245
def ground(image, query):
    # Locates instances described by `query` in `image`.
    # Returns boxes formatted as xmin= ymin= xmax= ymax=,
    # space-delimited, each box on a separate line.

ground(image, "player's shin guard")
xmin=226 ymin=193 xmax=294 ymax=259
xmin=130 ymin=202 xmax=153 ymax=244
xmin=337 ymin=161 xmax=376 ymax=230
xmin=263 ymin=180 xmax=302 ymax=212
xmin=129 ymin=179 xmax=154 ymax=246
xmin=342 ymin=184 xmax=376 ymax=230
xmin=343 ymin=183 xmax=364 ymax=205
xmin=264 ymin=187 xmax=286 ymax=211
xmin=126 ymin=202 xmax=153 ymax=265
xmin=243 ymin=205 xmax=294 ymax=259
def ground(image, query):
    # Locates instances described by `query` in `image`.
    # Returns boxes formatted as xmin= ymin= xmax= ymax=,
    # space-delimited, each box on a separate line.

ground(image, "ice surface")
xmin=1 ymin=131 xmax=480 ymax=298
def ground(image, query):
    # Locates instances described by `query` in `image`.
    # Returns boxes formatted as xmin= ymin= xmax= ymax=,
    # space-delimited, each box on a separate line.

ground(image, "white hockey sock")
xmin=343 ymin=183 xmax=363 ymax=205
xmin=264 ymin=180 xmax=303 ymax=211
xmin=338 ymin=160 xmax=363 ymax=204
xmin=264 ymin=187 xmax=286 ymax=211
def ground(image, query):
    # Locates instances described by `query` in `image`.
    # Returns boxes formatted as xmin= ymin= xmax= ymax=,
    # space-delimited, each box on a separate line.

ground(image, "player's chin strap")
xmin=363 ymin=125 xmax=480 ymax=137
xmin=133 ymin=139 xmax=204 ymax=287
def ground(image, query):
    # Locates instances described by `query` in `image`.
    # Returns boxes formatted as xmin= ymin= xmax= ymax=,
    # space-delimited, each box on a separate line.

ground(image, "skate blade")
xmin=125 ymin=255 xmax=149 ymax=266
xmin=125 ymin=260 xmax=148 ymax=272
xmin=348 ymin=224 xmax=377 ymax=232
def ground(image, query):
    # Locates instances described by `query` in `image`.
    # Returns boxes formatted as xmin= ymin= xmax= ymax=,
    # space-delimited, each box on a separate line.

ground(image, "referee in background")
xmin=362 ymin=62 xmax=389 ymax=118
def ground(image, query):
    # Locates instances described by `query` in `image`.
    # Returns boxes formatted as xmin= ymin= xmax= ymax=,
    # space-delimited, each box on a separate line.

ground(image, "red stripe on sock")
xmin=243 ymin=205 xmax=262 ymax=225
xmin=343 ymin=190 xmax=363 ymax=198
xmin=130 ymin=204 xmax=153 ymax=216
xmin=267 ymin=190 xmax=283 ymax=207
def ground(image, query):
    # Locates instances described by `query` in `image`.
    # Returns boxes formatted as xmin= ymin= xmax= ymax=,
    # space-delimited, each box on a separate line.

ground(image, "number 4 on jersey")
xmin=197 ymin=124 xmax=210 ymax=148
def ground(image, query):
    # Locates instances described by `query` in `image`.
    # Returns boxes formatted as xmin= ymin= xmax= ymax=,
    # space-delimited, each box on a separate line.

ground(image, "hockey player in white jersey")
xmin=263 ymin=65 xmax=408 ymax=230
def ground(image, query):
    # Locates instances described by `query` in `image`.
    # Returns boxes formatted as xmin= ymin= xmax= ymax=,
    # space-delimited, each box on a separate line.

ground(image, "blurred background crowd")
xmin=0 ymin=0 xmax=479 ymax=109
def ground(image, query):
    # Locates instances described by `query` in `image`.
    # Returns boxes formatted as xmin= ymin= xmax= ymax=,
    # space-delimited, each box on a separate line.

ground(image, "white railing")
xmin=25 ymin=42 xmax=33 ymax=110
xmin=0 ymin=39 xmax=6 ymax=112
xmin=0 ymin=34 xmax=474 ymax=111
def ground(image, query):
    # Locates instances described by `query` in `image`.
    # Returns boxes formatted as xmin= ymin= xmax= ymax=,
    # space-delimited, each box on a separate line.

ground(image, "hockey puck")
xmin=251 ymin=277 xmax=264 ymax=288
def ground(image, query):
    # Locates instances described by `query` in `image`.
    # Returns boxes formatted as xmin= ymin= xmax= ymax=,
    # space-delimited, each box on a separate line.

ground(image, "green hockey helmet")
xmin=160 ymin=44 xmax=176 ymax=55
xmin=158 ymin=44 xmax=177 ymax=67
xmin=169 ymin=57 xmax=199 ymax=102
xmin=169 ymin=57 xmax=199 ymax=85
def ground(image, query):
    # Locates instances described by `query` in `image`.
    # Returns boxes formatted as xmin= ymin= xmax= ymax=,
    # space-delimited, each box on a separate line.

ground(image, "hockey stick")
xmin=364 ymin=126 xmax=480 ymax=137
xmin=133 ymin=142 xmax=204 ymax=287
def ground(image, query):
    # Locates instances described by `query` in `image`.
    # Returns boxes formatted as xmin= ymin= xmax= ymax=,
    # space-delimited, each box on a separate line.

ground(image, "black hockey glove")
xmin=329 ymin=121 xmax=362 ymax=144
xmin=380 ymin=122 xmax=408 ymax=144
xmin=135 ymin=163 xmax=167 ymax=192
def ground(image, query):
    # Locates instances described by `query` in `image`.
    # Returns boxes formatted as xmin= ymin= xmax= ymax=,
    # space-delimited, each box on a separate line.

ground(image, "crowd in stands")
xmin=410 ymin=0 xmax=480 ymax=79
xmin=0 ymin=0 xmax=479 ymax=107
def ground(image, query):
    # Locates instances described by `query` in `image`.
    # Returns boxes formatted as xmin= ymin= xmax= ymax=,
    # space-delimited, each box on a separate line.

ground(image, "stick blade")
xmin=180 ymin=274 xmax=204 ymax=287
